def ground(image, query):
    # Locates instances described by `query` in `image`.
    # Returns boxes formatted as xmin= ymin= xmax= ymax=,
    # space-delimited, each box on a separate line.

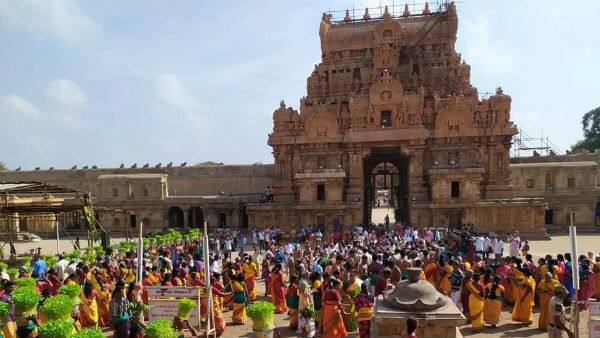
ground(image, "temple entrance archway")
xmin=168 ymin=207 xmax=184 ymax=228
xmin=363 ymin=151 xmax=409 ymax=226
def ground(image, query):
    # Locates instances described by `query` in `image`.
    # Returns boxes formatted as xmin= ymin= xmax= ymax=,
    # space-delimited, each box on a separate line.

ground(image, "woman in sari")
xmin=79 ymin=281 xmax=99 ymax=328
xmin=593 ymin=258 xmax=600 ymax=299
xmin=243 ymin=256 xmax=259 ymax=301
xmin=578 ymin=259 xmax=596 ymax=310
xmin=321 ymin=279 xmax=348 ymax=338
xmin=311 ymin=272 xmax=323 ymax=329
xmin=467 ymin=273 xmax=485 ymax=331
xmin=484 ymin=275 xmax=504 ymax=327
xmin=511 ymin=268 xmax=535 ymax=326
xmin=460 ymin=269 xmax=473 ymax=317
xmin=355 ymin=283 xmax=374 ymax=338
xmin=96 ymin=281 xmax=111 ymax=327
xmin=1 ymin=281 xmax=17 ymax=338
xmin=537 ymin=272 xmax=559 ymax=330
xmin=437 ymin=256 xmax=453 ymax=296
xmin=423 ymin=255 xmax=439 ymax=287
xmin=211 ymin=277 xmax=228 ymax=336
xmin=232 ymin=274 xmax=247 ymax=325
xmin=564 ymin=253 xmax=575 ymax=300
xmin=287 ymin=275 xmax=300 ymax=330
xmin=507 ymin=258 xmax=524 ymax=305
xmin=341 ymin=282 xmax=359 ymax=333
xmin=262 ymin=254 xmax=272 ymax=297
xmin=271 ymin=263 xmax=288 ymax=314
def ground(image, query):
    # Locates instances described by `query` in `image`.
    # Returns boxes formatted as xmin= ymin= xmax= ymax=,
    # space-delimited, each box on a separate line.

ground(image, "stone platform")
xmin=372 ymin=296 xmax=466 ymax=338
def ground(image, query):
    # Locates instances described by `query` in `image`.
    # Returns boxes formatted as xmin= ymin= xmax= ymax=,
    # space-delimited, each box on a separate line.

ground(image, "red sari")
xmin=271 ymin=271 xmax=288 ymax=314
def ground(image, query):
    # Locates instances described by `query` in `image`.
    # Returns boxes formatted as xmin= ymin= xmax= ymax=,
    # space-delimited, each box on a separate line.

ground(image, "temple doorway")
xmin=188 ymin=207 xmax=204 ymax=228
xmin=168 ymin=207 xmax=184 ymax=228
xmin=363 ymin=151 xmax=409 ymax=226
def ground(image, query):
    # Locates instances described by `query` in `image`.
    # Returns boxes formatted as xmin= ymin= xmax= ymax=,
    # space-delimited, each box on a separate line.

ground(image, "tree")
xmin=196 ymin=161 xmax=224 ymax=166
xmin=571 ymin=106 xmax=600 ymax=152
xmin=0 ymin=161 xmax=7 ymax=172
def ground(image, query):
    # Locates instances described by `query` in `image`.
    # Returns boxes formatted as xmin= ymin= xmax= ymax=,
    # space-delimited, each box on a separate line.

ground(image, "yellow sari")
xmin=79 ymin=294 xmax=99 ymax=327
xmin=511 ymin=276 xmax=535 ymax=325
xmin=232 ymin=280 xmax=247 ymax=324
xmin=483 ymin=283 xmax=504 ymax=326
xmin=467 ymin=282 xmax=485 ymax=329
xmin=243 ymin=262 xmax=258 ymax=301
xmin=537 ymin=278 xmax=559 ymax=330
xmin=438 ymin=264 xmax=453 ymax=295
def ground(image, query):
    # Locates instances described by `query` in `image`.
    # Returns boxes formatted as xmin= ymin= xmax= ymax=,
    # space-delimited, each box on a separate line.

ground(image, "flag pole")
xmin=137 ymin=221 xmax=144 ymax=283
xmin=569 ymin=211 xmax=579 ymax=338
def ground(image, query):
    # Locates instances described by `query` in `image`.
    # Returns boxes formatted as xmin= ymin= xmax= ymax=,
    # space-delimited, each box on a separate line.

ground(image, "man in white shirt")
xmin=483 ymin=235 xmax=492 ymax=259
xmin=54 ymin=255 xmax=70 ymax=281
xmin=475 ymin=235 xmax=485 ymax=255
xmin=494 ymin=237 xmax=504 ymax=259
xmin=224 ymin=238 xmax=232 ymax=252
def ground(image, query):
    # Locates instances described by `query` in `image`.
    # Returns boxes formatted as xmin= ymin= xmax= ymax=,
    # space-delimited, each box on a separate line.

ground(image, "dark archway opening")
xmin=168 ymin=207 xmax=184 ymax=228
xmin=188 ymin=207 xmax=204 ymax=228
xmin=363 ymin=151 xmax=409 ymax=226
xmin=219 ymin=212 xmax=227 ymax=227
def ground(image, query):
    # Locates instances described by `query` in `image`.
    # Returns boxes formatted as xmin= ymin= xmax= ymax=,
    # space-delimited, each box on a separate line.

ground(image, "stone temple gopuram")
xmin=247 ymin=3 xmax=547 ymax=238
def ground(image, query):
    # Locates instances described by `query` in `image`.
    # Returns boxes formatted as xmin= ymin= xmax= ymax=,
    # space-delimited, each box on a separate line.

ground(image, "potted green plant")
xmin=144 ymin=318 xmax=179 ymax=338
xmin=40 ymin=295 xmax=73 ymax=321
xmin=0 ymin=301 xmax=9 ymax=332
xmin=300 ymin=305 xmax=316 ymax=337
xmin=12 ymin=286 xmax=41 ymax=317
xmin=247 ymin=301 xmax=276 ymax=338
xmin=177 ymin=299 xmax=196 ymax=320
xmin=38 ymin=319 xmax=76 ymax=338
xmin=14 ymin=277 xmax=36 ymax=288
xmin=6 ymin=268 xmax=18 ymax=281
xmin=72 ymin=327 xmax=104 ymax=338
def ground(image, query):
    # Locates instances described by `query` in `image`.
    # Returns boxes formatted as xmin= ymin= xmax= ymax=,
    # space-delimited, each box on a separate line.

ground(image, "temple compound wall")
xmin=0 ymin=165 xmax=273 ymax=234
xmin=245 ymin=4 xmax=548 ymax=238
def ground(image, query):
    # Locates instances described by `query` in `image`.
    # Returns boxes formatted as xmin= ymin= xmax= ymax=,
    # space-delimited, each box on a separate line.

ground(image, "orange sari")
xmin=322 ymin=291 xmax=347 ymax=338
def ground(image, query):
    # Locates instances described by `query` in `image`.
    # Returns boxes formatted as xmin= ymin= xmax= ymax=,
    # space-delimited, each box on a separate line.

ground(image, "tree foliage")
xmin=196 ymin=161 xmax=224 ymax=166
xmin=571 ymin=106 xmax=600 ymax=152
xmin=0 ymin=161 xmax=7 ymax=172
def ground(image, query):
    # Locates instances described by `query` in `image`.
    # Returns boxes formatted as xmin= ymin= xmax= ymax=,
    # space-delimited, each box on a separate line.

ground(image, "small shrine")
xmin=372 ymin=268 xmax=466 ymax=338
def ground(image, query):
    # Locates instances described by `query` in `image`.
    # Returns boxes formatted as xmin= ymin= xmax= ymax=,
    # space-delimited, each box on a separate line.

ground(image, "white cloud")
xmin=154 ymin=73 xmax=207 ymax=127
xmin=45 ymin=78 xmax=87 ymax=129
xmin=0 ymin=94 xmax=42 ymax=119
xmin=46 ymin=78 xmax=87 ymax=110
xmin=461 ymin=13 xmax=514 ymax=74
xmin=155 ymin=74 xmax=202 ymax=112
xmin=0 ymin=0 xmax=101 ymax=42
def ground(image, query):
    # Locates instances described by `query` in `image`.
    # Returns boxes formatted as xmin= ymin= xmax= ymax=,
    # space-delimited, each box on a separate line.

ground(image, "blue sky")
xmin=1 ymin=0 xmax=599 ymax=170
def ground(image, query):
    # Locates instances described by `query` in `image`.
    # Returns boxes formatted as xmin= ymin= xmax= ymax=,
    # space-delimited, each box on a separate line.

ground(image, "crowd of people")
xmin=0 ymin=223 xmax=597 ymax=338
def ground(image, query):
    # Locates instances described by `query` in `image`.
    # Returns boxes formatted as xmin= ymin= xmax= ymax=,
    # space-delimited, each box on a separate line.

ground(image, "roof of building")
xmin=0 ymin=182 xmax=81 ymax=195
xmin=509 ymin=161 xmax=597 ymax=168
